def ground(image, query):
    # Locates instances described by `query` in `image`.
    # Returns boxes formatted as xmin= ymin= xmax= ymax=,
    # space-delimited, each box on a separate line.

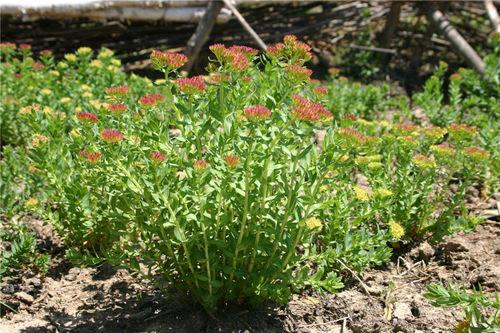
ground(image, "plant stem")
xmin=229 ymin=138 xmax=255 ymax=284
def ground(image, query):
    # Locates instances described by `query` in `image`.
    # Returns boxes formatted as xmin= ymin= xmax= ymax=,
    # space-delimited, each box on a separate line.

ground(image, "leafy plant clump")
xmin=0 ymin=221 xmax=50 ymax=277
xmin=0 ymin=36 xmax=494 ymax=311
xmin=425 ymin=283 xmax=500 ymax=332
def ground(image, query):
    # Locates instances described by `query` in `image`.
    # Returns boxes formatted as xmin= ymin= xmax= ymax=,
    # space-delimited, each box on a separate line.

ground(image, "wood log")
xmin=379 ymin=2 xmax=403 ymax=48
xmin=1 ymin=4 xmax=232 ymax=23
xmin=484 ymin=0 xmax=500 ymax=33
xmin=222 ymin=0 xmax=267 ymax=50
xmin=184 ymin=0 xmax=224 ymax=73
xmin=425 ymin=4 xmax=486 ymax=74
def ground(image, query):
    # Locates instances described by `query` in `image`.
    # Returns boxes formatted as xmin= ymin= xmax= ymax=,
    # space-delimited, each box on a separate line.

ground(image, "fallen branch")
xmin=349 ymin=43 xmax=397 ymax=55
xmin=484 ymin=0 xmax=500 ymax=33
xmin=222 ymin=0 xmax=267 ymax=50
xmin=425 ymin=4 xmax=486 ymax=75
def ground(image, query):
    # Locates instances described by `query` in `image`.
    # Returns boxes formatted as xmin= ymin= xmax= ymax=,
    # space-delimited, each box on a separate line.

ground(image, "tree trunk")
xmin=379 ymin=1 xmax=403 ymax=48
xmin=184 ymin=0 xmax=224 ymax=73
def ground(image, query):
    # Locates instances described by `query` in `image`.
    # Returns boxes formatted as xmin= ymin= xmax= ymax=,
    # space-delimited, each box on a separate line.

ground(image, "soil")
xmin=1 ymin=198 xmax=499 ymax=332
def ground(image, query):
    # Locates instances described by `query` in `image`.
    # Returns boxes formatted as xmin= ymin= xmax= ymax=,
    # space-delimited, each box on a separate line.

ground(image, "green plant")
xmin=425 ymin=283 xmax=500 ymax=332
xmin=0 ymin=221 xmax=50 ymax=277
xmin=1 ymin=36 xmax=492 ymax=312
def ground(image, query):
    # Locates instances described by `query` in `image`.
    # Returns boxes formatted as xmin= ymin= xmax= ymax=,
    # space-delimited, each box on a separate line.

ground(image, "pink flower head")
xmin=337 ymin=128 xmax=367 ymax=146
xmin=313 ymin=86 xmax=328 ymax=96
xmin=39 ymin=49 xmax=53 ymax=57
xmin=224 ymin=155 xmax=240 ymax=168
xmin=448 ymin=123 xmax=477 ymax=141
xmin=229 ymin=52 xmax=251 ymax=71
xmin=243 ymin=105 xmax=272 ymax=121
xmin=209 ymin=44 xmax=229 ymax=61
xmin=107 ymin=103 xmax=128 ymax=113
xmin=194 ymin=159 xmax=209 ymax=171
xmin=139 ymin=93 xmax=165 ymax=108
xmin=19 ymin=44 xmax=31 ymax=51
xmin=343 ymin=114 xmax=357 ymax=121
xmin=105 ymin=85 xmax=129 ymax=98
xmin=0 ymin=42 xmax=16 ymax=52
xmin=76 ymin=111 xmax=99 ymax=123
xmin=328 ymin=67 xmax=340 ymax=76
xmin=393 ymin=123 xmax=418 ymax=135
xmin=150 ymin=151 xmax=166 ymax=162
xmin=79 ymin=150 xmax=101 ymax=164
xmin=267 ymin=35 xmax=311 ymax=64
xmin=227 ymin=45 xmax=259 ymax=58
xmin=291 ymin=95 xmax=332 ymax=122
xmin=464 ymin=146 xmax=489 ymax=161
xmin=176 ymin=76 xmax=206 ymax=94
xmin=101 ymin=129 xmax=124 ymax=143
xmin=150 ymin=50 xmax=188 ymax=71
xmin=286 ymin=65 xmax=312 ymax=81
xmin=33 ymin=62 xmax=45 ymax=70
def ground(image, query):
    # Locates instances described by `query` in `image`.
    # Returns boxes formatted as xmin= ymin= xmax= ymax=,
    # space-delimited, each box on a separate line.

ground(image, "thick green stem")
xmin=247 ymin=135 xmax=280 ymax=273
xmin=264 ymin=157 xmax=299 ymax=271
xmin=229 ymin=139 xmax=255 ymax=284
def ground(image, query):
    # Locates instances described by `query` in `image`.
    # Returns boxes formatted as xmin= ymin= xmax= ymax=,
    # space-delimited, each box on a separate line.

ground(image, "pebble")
xmin=393 ymin=302 xmax=413 ymax=320
xmin=14 ymin=291 xmax=34 ymax=305
xmin=2 ymin=284 xmax=17 ymax=294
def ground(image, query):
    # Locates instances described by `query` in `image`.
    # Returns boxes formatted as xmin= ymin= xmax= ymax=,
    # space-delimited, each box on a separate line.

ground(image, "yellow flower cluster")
xmin=374 ymin=188 xmax=393 ymax=198
xmin=304 ymin=217 xmax=322 ymax=230
xmin=25 ymin=197 xmax=39 ymax=207
xmin=76 ymin=47 xmax=92 ymax=56
xmin=354 ymin=185 xmax=370 ymax=201
xmin=388 ymin=220 xmax=405 ymax=240
xmin=64 ymin=53 xmax=77 ymax=63
xmin=31 ymin=134 xmax=49 ymax=147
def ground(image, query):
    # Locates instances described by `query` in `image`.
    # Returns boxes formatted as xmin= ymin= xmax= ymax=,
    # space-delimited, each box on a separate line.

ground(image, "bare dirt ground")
xmin=1 ymin=198 xmax=499 ymax=333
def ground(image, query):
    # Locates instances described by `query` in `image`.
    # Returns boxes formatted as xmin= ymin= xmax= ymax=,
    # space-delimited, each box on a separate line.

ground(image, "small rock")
xmin=66 ymin=267 xmax=80 ymax=281
xmin=444 ymin=240 xmax=467 ymax=253
xmin=14 ymin=291 xmax=34 ymax=305
xmin=393 ymin=302 xmax=413 ymax=320
xmin=1 ymin=284 xmax=17 ymax=294
xmin=417 ymin=242 xmax=435 ymax=262
xmin=366 ymin=285 xmax=384 ymax=296
xmin=26 ymin=277 xmax=41 ymax=287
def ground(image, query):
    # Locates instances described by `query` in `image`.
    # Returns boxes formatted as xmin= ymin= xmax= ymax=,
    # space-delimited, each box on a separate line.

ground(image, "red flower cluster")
xmin=291 ymin=95 xmax=332 ymax=122
xmin=313 ymin=86 xmax=328 ymax=96
xmin=150 ymin=151 xmax=166 ymax=162
xmin=176 ymin=76 xmax=206 ymax=94
xmin=448 ymin=123 xmax=476 ymax=140
xmin=393 ymin=123 xmax=418 ymax=135
xmin=0 ymin=42 xmax=16 ymax=51
xmin=464 ymin=146 xmax=489 ymax=161
xmin=266 ymin=35 xmax=312 ymax=64
xmin=209 ymin=44 xmax=257 ymax=71
xmin=33 ymin=62 xmax=45 ymax=70
xmin=343 ymin=114 xmax=357 ymax=121
xmin=79 ymin=151 xmax=101 ymax=164
xmin=224 ymin=155 xmax=240 ymax=168
xmin=285 ymin=65 xmax=312 ymax=81
xmin=107 ymin=103 xmax=127 ymax=113
xmin=337 ymin=128 xmax=368 ymax=146
xmin=150 ymin=50 xmax=188 ymax=71
xmin=39 ymin=49 xmax=53 ymax=57
xmin=139 ymin=93 xmax=165 ymax=107
xmin=243 ymin=105 xmax=272 ymax=121
xmin=76 ymin=111 xmax=98 ymax=123
xmin=106 ymin=85 xmax=129 ymax=97
xmin=100 ymin=129 xmax=124 ymax=143
xmin=19 ymin=44 xmax=31 ymax=51
xmin=194 ymin=159 xmax=209 ymax=171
